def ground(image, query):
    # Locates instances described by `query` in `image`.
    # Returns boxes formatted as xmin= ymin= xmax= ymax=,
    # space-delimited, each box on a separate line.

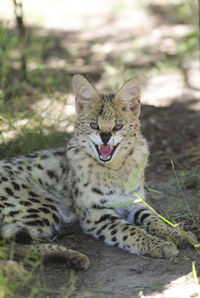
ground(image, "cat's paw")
xmin=148 ymin=241 xmax=178 ymax=259
xmin=66 ymin=250 xmax=90 ymax=271
xmin=171 ymin=229 xmax=197 ymax=248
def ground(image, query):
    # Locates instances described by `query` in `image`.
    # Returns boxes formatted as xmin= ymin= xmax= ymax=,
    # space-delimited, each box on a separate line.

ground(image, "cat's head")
xmin=72 ymin=74 xmax=141 ymax=165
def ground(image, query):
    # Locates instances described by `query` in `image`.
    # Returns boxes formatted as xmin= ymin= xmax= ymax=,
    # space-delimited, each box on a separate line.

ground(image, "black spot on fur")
xmin=108 ymin=223 xmax=117 ymax=230
xmin=95 ymin=214 xmax=111 ymax=224
xmin=123 ymin=235 xmax=128 ymax=241
xmin=95 ymin=215 xmax=118 ymax=224
xmin=22 ymin=184 xmax=28 ymax=189
xmin=25 ymin=214 xmax=39 ymax=219
xmin=2 ymin=177 xmax=8 ymax=182
xmin=21 ymin=201 xmax=32 ymax=206
xmin=99 ymin=235 xmax=105 ymax=241
xmin=122 ymin=226 xmax=129 ymax=232
xmin=129 ymin=149 xmax=133 ymax=156
xmin=67 ymin=146 xmax=76 ymax=150
xmin=37 ymin=164 xmax=43 ymax=170
xmin=26 ymin=220 xmax=44 ymax=226
xmin=134 ymin=209 xmax=146 ymax=225
xmin=48 ymin=205 xmax=57 ymax=211
xmin=87 ymin=227 xmax=96 ymax=232
xmin=12 ymin=182 xmax=20 ymax=191
xmin=54 ymin=150 xmax=64 ymax=156
xmin=130 ymin=231 xmax=136 ymax=236
xmin=27 ymin=208 xmax=39 ymax=213
xmin=29 ymin=191 xmax=39 ymax=197
xmin=39 ymin=207 xmax=50 ymax=214
xmin=29 ymin=198 xmax=40 ymax=203
xmin=43 ymin=218 xmax=50 ymax=226
xmin=100 ymin=199 xmax=107 ymax=204
xmin=45 ymin=197 xmax=53 ymax=202
xmin=4 ymin=202 xmax=15 ymax=207
xmin=92 ymin=187 xmax=103 ymax=195
xmin=38 ymin=178 xmax=43 ymax=185
xmin=83 ymin=183 xmax=89 ymax=187
xmin=15 ymin=230 xmax=32 ymax=244
xmin=92 ymin=204 xmax=105 ymax=209
xmin=111 ymin=237 xmax=117 ymax=242
xmin=106 ymin=190 xmax=115 ymax=195
xmin=3 ymin=165 xmax=11 ymax=170
xmin=5 ymin=187 xmax=14 ymax=196
xmin=96 ymin=224 xmax=108 ymax=235
xmin=14 ymin=171 xmax=20 ymax=175
xmin=74 ymin=188 xmax=79 ymax=196
xmin=47 ymin=170 xmax=57 ymax=179
xmin=52 ymin=213 xmax=59 ymax=223
xmin=8 ymin=211 xmax=19 ymax=217
xmin=140 ymin=213 xmax=150 ymax=223
xmin=111 ymin=229 xmax=117 ymax=235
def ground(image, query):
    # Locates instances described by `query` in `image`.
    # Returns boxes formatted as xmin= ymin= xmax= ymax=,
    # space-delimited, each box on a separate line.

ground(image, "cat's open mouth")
xmin=94 ymin=144 xmax=119 ymax=162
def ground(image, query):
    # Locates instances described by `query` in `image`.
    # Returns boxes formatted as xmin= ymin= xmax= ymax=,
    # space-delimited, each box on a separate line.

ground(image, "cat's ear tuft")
xmin=115 ymin=79 xmax=141 ymax=116
xmin=72 ymin=75 xmax=99 ymax=113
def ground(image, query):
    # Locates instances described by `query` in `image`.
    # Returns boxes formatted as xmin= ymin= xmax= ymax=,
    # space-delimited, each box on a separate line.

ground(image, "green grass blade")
xmin=128 ymin=153 xmax=149 ymax=190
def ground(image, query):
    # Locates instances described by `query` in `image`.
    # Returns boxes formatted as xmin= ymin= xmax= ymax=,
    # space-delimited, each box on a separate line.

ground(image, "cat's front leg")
xmin=79 ymin=208 xmax=178 ymax=258
xmin=128 ymin=207 xmax=197 ymax=247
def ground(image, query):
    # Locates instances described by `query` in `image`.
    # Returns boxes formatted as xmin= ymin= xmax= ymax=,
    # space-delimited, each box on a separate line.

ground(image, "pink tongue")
xmin=99 ymin=145 xmax=112 ymax=160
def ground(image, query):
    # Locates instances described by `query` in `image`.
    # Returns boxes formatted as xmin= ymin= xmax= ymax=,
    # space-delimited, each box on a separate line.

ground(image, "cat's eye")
xmin=90 ymin=123 xmax=99 ymax=130
xmin=113 ymin=124 xmax=123 ymax=131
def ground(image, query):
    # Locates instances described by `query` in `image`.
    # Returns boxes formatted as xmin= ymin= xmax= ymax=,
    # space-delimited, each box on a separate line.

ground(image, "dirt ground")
xmin=0 ymin=0 xmax=200 ymax=297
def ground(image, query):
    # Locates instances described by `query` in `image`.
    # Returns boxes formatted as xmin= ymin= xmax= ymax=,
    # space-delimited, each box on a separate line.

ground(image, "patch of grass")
xmin=179 ymin=169 xmax=200 ymax=192
xmin=0 ymin=244 xmax=78 ymax=298
xmin=0 ymin=247 xmax=43 ymax=298
xmin=0 ymin=21 xmax=74 ymax=160
xmin=0 ymin=128 xmax=70 ymax=158
xmin=0 ymin=22 xmax=72 ymax=102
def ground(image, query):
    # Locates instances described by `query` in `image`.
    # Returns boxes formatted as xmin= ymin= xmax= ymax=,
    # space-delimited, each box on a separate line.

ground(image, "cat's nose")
xmin=100 ymin=132 xmax=112 ymax=145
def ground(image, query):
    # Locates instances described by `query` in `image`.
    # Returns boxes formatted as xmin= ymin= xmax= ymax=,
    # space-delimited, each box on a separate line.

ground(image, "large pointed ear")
xmin=72 ymin=74 xmax=99 ymax=113
xmin=115 ymin=79 xmax=141 ymax=116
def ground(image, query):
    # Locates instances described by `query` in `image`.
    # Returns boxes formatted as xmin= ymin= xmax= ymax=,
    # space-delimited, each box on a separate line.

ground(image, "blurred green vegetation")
xmin=0 ymin=0 xmax=198 ymax=158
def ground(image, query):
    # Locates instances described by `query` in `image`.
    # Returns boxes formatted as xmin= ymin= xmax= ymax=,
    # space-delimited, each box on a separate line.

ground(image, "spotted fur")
xmin=0 ymin=75 xmax=196 ymax=270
